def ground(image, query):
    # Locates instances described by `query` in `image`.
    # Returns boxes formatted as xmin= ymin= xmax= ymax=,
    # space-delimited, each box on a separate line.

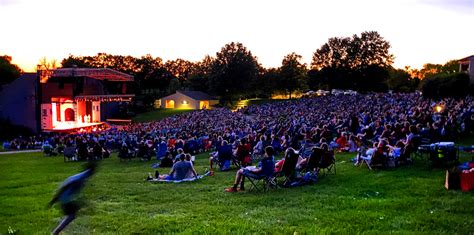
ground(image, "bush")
xmin=421 ymin=73 xmax=470 ymax=98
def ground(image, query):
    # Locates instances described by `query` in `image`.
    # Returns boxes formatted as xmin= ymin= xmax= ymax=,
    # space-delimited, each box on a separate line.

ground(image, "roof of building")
xmin=177 ymin=90 xmax=217 ymax=100
xmin=458 ymin=55 xmax=474 ymax=62
xmin=39 ymin=68 xmax=133 ymax=83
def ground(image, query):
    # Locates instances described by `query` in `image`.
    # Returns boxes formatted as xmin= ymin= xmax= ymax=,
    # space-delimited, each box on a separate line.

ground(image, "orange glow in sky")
xmin=0 ymin=0 xmax=472 ymax=72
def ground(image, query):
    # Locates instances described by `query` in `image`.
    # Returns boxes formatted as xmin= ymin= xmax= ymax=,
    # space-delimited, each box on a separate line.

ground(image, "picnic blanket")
xmin=147 ymin=172 xmax=210 ymax=183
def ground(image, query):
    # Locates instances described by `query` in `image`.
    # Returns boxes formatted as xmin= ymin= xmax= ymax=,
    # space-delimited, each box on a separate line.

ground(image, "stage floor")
xmin=44 ymin=122 xmax=104 ymax=132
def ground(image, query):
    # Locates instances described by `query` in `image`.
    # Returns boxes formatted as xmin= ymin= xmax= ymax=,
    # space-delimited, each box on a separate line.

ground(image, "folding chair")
xmin=299 ymin=143 xmax=316 ymax=158
xmin=412 ymin=136 xmax=431 ymax=160
xmin=275 ymin=151 xmax=299 ymax=186
xmin=245 ymin=173 xmax=277 ymax=192
xmin=231 ymin=154 xmax=241 ymax=168
xmin=365 ymin=150 xmax=388 ymax=170
xmin=305 ymin=147 xmax=323 ymax=172
xmin=319 ymin=151 xmax=336 ymax=175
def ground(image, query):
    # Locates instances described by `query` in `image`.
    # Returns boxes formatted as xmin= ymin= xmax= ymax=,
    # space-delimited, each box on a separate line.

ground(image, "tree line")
xmin=1 ymin=31 xmax=471 ymax=104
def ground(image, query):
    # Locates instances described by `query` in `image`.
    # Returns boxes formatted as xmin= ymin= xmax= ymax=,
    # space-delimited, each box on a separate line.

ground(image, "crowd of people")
xmin=3 ymin=93 xmax=473 ymax=172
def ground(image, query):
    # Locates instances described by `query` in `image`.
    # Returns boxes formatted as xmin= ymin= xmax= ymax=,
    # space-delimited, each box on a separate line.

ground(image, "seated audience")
xmin=225 ymin=146 xmax=275 ymax=192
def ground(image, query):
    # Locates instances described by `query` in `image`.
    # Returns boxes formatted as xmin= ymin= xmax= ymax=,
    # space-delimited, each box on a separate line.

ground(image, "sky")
xmin=0 ymin=0 xmax=473 ymax=72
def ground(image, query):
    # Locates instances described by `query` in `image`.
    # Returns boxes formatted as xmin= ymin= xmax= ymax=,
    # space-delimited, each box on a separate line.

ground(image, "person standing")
xmin=48 ymin=162 xmax=97 ymax=235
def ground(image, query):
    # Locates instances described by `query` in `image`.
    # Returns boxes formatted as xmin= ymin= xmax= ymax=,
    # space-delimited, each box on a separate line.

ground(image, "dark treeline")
xmin=1 ymin=31 xmax=470 ymax=107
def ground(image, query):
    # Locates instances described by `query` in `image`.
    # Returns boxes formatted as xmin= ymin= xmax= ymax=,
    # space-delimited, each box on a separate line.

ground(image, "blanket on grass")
xmin=147 ymin=172 xmax=210 ymax=183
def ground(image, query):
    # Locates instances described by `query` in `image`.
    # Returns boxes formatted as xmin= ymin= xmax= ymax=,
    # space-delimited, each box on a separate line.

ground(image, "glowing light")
xmin=435 ymin=105 xmax=443 ymax=113
xmin=182 ymin=100 xmax=188 ymax=105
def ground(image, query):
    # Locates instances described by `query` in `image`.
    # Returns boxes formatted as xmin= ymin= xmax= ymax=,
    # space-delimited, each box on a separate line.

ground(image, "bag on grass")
xmin=445 ymin=168 xmax=461 ymax=190
xmin=460 ymin=169 xmax=474 ymax=192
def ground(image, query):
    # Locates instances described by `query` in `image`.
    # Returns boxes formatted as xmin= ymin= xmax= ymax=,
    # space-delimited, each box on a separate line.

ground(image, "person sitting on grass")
xmin=225 ymin=146 xmax=275 ymax=192
xmin=159 ymin=151 xmax=173 ymax=168
xmin=235 ymin=138 xmax=252 ymax=167
xmin=174 ymin=148 xmax=185 ymax=163
xmin=209 ymin=140 xmax=233 ymax=175
xmin=166 ymin=154 xmax=198 ymax=181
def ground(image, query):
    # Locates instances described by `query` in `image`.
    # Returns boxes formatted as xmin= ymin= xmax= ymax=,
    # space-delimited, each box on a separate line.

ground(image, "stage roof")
xmin=39 ymin=68 xmax=134 ymax=83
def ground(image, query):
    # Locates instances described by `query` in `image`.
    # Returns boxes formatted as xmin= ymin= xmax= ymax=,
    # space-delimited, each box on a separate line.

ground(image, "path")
xmin=0 ymin=149 xmax=41 ymax=155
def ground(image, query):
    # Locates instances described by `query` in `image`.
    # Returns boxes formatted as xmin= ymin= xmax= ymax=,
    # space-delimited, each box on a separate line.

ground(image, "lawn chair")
xmin=319 ymin=150 xmax=336 ymax=175
xmin=231 ymin=154 xmax=241 ymax=168
xmin=365 ymin=150 xmax=388 ymax=170
xmin=411 ymin=135 xmax=431 ymax=160
xmin=275 ymin=150 xmax=299 ymax=186
xmin=299 ymin=143 xmax=316 ymax=158
xmin=245 ymin=173 xmax=277 ymax=192
xmin=303 ymin=147 xmax=323 ymax=174
xmin=63 ymin=146 xmax=77 ymax=162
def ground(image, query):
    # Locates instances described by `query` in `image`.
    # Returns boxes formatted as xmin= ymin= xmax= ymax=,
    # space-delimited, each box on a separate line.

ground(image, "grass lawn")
xmin=132 ymin=109 xmax=193 ymax=123
xmin=1 ymin=148 xmax=473 ymax=234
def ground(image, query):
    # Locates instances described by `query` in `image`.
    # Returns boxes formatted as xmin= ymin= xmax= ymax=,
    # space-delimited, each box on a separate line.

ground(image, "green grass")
xmin=132 ymin=109 xmax=193 ymax=123
xmin=1 ymin=149 xmax=473 ymax=234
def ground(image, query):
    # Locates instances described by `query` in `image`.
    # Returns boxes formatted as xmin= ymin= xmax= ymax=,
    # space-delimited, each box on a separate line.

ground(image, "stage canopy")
xmin=39 ymin=68 xmax=134 ymax=83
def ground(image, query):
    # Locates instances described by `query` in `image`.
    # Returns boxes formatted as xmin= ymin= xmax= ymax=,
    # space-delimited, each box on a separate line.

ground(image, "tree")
xmin=419 ymin=63 xmax=443 ymax=80
xmin=278 ymin=53 xmax=308 ymax=98
xmin=421 ymin=73 xmax=470 ymax=98
xmin=440 ymin=60 xmax=459 ymax=74
xmin=61 ymin=54 xmax=94 ymax=68
xmin=387 ymin=67 xmax=418 ymax=92
xmin=311 ymin=37 xmax=352 ymax=70
xmin=164 ymin=59 xmax=194 ymax=83
xmin=310 ymin=31 xmax=394 ymax=91
xmin=417 ymin=60 xmax=459 ymax=80
xmin=350 ymin=31 xmax=394 ymax=68
xmin=0 ymin=55 xmax=22 ymax=87
xmin=134 ymin=54 xmax=164 ymax=93
xmin=256 ymin=68 xmax=280 ymax=98
xmin=209 ymin=42 xmax=260 ymax=103
xmin=187 ymin=55 xmax=214 ymax=92
xmin=307 ymin=69 xmax=329 ymax=90
xmin=38 ymin=57 xmax=58 ymax=70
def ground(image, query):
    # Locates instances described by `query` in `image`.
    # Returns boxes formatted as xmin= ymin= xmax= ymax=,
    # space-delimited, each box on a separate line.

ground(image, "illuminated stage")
xmin=38 ymin=68 xmax=134 ymax=133
xmin=43 ymin=122 xmax=104 ymax=132
xmin=41 ymin=95 xmax=132 ymax=133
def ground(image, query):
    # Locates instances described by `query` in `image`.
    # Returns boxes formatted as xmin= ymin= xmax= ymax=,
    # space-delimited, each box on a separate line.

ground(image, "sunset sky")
xmin=0 ymin=0 xmax=472 ymax=72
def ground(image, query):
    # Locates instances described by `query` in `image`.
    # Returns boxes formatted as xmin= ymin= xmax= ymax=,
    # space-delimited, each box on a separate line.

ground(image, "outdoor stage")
xmin=42 ymin=122 xmax=107 ymax=133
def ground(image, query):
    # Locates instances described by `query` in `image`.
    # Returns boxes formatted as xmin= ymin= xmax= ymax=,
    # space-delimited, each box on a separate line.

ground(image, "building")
xmin=458 ymin=55 xmax=474 ymax=83
xmin=160 ymin=90 xmax=218 ymax=109
xmin=0 ymin=68 xmax=134 ymax=133
xmin=0 ymin=73 xmax=38 ymax=132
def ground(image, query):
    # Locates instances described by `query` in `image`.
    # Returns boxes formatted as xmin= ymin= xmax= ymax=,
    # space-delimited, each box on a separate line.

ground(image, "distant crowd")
xmin=3 ymin=93 xmax=473 ymax=170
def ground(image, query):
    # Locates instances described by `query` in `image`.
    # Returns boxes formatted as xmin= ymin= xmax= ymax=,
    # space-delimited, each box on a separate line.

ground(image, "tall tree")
xmin=387 ymin=67 xmax=418 ymax=92
xmin=164 ymin=59 xmax=194 ymax=87
xmin=0 ymin=55 xmax=22 ymax=87
xmin=187 ymin=55 xmax=214 ymax=92
xmin=278 ymin=53 xmax=308 ymax=98
xmin=209 ymin=42 xmax=260 ymax=103
xmin=311 ymin=37 xmax=352 ymax=70
xmin=310 ymin=31 xmax=394 ymax=91
xmin=350 ymin=31 xmax=394 ymax=68
xmin=38 ymin=57 xmax=58 ymax=70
